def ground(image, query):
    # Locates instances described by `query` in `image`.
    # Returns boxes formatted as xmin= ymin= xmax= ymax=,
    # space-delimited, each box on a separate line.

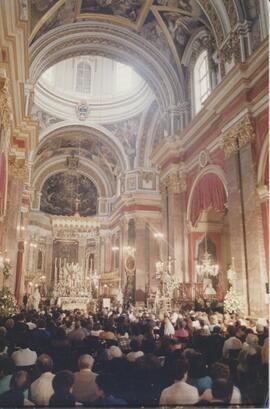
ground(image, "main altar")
xmin=54 ymin=261 xmax=92 ymax=310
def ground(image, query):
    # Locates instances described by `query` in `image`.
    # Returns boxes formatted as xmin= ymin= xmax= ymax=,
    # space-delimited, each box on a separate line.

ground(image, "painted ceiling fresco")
xmin=40 ymin=171 xmax=98 ymax=216
xmin=35 ymin=131 xmax=121 ymax=176
xmin=80 ymin=0 xmax=144 ymax=22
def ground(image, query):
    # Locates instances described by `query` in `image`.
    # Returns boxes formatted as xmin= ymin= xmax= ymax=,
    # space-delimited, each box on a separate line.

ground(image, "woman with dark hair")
xmin=187 ymin=353 xmax=212 ymax=394
xmin=50 ymin=327 xmax=71 ymax=371
xmin=49 ymin=370 xmax=76 ymax=406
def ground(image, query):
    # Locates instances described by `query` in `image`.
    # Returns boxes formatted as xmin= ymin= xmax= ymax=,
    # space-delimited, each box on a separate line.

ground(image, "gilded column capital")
xmin=221 ymin=114 xmax=256 ymax=158
xmin=8 ymin=155 xmax=26 ymax=179
xmin=161 ymin=169 xmax=187 ymax=194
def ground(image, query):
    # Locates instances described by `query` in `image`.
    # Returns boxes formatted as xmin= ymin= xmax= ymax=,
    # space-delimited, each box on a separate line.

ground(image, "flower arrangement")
xmin=224 ymin=287 xmax=244 ymax=314
xmin=2 ymin=261 xmax=12 ymax=280
xmin=0 ymin=286 xmax=17 ymax=317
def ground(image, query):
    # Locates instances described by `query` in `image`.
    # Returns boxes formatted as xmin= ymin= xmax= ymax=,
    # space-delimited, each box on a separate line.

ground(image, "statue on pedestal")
xmin=33 ymin=287 xmax=41 ymax=310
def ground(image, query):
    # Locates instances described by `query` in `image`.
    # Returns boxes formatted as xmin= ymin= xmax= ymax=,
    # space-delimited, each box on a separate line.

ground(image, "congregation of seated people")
xmin=0 ymin=306 xmax=268 ymax=407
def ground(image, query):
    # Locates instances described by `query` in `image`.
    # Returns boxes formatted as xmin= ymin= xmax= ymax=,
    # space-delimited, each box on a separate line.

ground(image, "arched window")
xmin=76 ymin=62 xmax=91 ymax=93
xmin=194 ymin=50 xmax=211 ymax=113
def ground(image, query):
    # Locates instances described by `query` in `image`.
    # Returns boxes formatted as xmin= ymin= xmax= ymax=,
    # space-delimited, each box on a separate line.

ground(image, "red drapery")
xmin=190 ymin=173 xmax=227 ymax=226
xmin=0 ymin=152 xmax=6 ymax=216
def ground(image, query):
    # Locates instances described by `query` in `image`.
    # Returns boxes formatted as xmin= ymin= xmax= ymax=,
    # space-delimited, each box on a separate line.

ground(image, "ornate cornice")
xmin=221 ymin=114 xmax=256 ymax=158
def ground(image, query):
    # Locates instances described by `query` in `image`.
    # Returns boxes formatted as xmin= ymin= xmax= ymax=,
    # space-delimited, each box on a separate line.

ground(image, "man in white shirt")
xmin=11 ymin=335 xmax=37 ymax=367
xmin=30 ymin=354 xmax=55 ymax=406
xmin=222 ymin=326 xmax=242 ymax=358
xmin=159 ymin=359 xmax=199 ymax=406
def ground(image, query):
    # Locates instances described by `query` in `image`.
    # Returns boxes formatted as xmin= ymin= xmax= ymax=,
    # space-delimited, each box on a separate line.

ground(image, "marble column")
xmin=135 ymin=219 xmax=146 ymax=305
xmin=120 ymin=218 xmax=128 ymax=291
xmin=45 ymin=238 xmax=53 ymax=284
xmin=162 ymin=169 xmax=187 ymax=281
xmin=15 ymin=240 xmax=24 ymax=302
xmin=223 ymin=114 xmax=267 ymax=315
xmin=4 ymin=159 xmax=25 ymax=291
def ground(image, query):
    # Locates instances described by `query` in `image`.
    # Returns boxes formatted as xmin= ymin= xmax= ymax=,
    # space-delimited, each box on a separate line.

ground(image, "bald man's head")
xmin=36 ymin=354 xmax=53 ymax=373
xmin=78 ymin=354 xmax=94 ymax=370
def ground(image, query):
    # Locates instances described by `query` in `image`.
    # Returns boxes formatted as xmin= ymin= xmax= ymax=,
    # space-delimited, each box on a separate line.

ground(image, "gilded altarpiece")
xmin=52 ymin=239 xmax=78 ymax=283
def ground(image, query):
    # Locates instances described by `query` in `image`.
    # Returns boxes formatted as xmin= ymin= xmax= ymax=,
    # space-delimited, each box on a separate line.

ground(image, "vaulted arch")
xmin=29 ymin=21 xmax=183 ymax=114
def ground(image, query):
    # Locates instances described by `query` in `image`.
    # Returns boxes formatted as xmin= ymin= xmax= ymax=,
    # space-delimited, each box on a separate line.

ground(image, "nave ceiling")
xmin=5 ymin=0 xmax=266 ymax=216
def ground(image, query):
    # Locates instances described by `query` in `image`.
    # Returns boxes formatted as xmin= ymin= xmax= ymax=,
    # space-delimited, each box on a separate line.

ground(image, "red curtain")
xmin=0 ymin=152 xmax=6 ymax=216
xmin=190 ymin=173 xmax=227 ymax=226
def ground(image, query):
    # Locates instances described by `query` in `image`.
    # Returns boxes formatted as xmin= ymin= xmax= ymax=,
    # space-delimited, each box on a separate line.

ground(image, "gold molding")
xmin=221 ymin=114 xmax=256 ymax=158
xmin=161 ymin=169 xmax=187 ymax=194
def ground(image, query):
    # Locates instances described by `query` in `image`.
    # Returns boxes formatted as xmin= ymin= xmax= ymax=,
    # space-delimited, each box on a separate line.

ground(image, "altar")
xmin=57 ymin=296 xmax=91 ymax=311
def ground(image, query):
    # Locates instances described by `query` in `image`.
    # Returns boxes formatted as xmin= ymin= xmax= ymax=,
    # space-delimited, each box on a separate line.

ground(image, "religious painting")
xmin=40 ymin=171 xmax=98 ymax=216
xmin=80 ymin=0 xmax=144 ymax=23
xmin=125 ymin=255 xmax=135 ymax=273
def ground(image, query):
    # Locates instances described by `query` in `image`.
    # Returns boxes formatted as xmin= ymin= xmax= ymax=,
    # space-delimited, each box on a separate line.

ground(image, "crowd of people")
xmin=0 ymin=304 xmax=268 ymax=407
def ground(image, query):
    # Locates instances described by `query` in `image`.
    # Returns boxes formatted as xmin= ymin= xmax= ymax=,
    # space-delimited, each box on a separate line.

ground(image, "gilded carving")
xmin=220 ymin=30 xmax=241 ymax=65
xmin=0 ymin=76 xmax=12 ymax=132
xmin=8 ymin=155 xmax=26 ymax=179
xmin=222 ymin=114 xmax=256 ymax=158
xmin=161 ymin=168 xmax=186 ymax=194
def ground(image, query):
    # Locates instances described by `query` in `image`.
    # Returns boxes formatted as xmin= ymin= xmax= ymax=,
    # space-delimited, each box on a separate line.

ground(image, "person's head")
xmin=171 ymin=358 xmax=189 ymax=382
xmin=227 ymin=325 xmax=236 ymax=337
xmin=212 ymin=325 xmax=221 ymax=334
xmin=36 ymin=354 xmax=53 ymax=374
xmin=118 ymin=327 xmax=126 ymax=336
xmin=212 ymin=378 xmax=233 ymax=403
xmin=141 ymin=339 xmax=155 ymax=354
xmin=188 ymin=354 xmax=207 ymax=379
xmin=130 ymin=339 xmax=140 ymax=352
xmin=37 ymin=319 xmax=46 ymax=329
xmin=17 ymin=333 xmax=30 ymax=349
xmin=210 ymin=362 xmax=230 ymax=381
xmin=52 ymin=370 xmax=74 ymax=394
xmin=54 ymin=327 xmax=66 ymax=340
xmin=10 ymin=371 xmax=29 ymax=392
xmin=246 ymin=333 xmax=259 ymax=347
xmin=0 ymin=327 xmax=7 ymax=337
xmin=95 ymin=373 xmax=116 ymax=397
xmin=16 ymin=314 xmax=25 ymax=322
xmin=5 ymin=318 xmax=14 ymax=329
xmin=78 ymin=354 xmax=94 ymax=370
xmin=169 ymin=338 xmax=182 ymax=351
xmin=107 ymin=346 xmax=122 ymax=360
xmin=74 ymin=321 xmax=81 ymax=330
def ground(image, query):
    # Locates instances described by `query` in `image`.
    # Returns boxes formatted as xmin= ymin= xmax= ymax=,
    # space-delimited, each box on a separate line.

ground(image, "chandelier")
xmin=196 ymin=235 xmax=219 ymax=278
